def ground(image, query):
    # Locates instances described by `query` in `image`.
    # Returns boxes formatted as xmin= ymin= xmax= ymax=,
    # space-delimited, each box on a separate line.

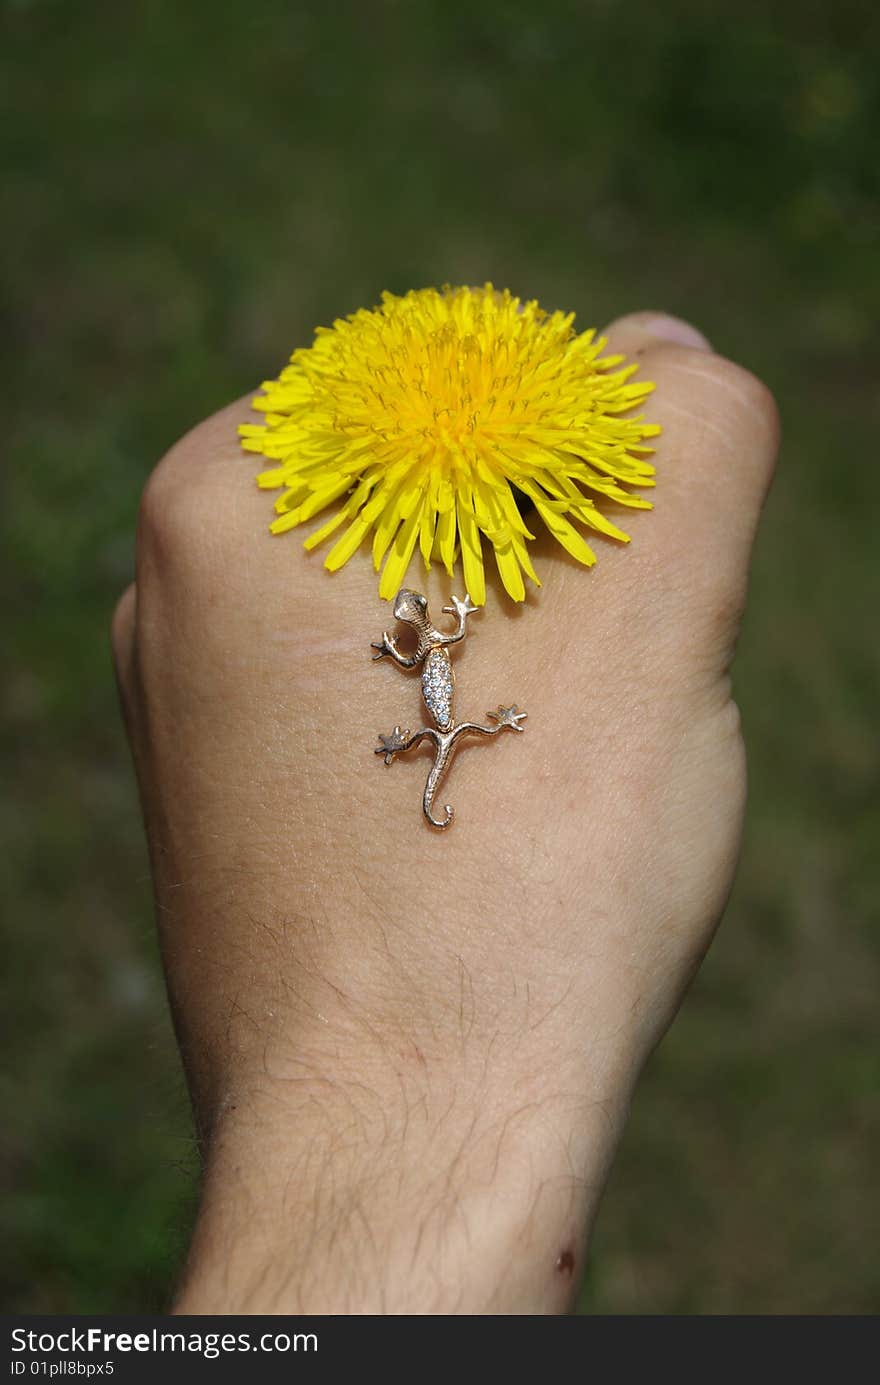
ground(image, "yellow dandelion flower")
xmin=240 ymin=284 xmax=659 ymax=603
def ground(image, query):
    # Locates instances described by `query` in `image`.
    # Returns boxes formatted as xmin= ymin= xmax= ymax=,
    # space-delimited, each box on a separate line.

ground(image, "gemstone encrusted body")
xmin=422 ymin=648 xmax=454 ymax=731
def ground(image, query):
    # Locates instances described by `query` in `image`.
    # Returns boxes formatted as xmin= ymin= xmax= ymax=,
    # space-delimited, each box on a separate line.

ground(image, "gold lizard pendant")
xmin=372 ymin=589 xmax=527 ymax=829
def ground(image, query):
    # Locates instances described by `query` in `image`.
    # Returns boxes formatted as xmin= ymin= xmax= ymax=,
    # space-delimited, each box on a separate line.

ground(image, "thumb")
xmin=594 ymin=310 xmax=781 ymax=665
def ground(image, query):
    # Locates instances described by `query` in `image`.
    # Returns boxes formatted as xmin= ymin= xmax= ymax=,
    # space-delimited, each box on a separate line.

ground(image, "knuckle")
xmin=110 ymin=583 xmax=136 ymax=667
xmin=701 ymin=578 xmax=748 ymax=660
xmin=701 ymin=352 xmax=777 ymax=444
xmin=707 ymin=354 xmax=780 ymax=441
xmin=136 ymin=432 xmax=214 ymax=569
xmin=654 ymin=342 xmax=778 ymax=427
xmin=647 ymin=343 xmax=780 ymax=491
xmin=135 ymin=399 xmax=254 ymax=578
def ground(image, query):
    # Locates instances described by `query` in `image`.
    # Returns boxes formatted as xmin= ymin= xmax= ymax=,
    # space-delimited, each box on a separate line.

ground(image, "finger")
xmin=111 ymin=583 xmax=138 ymax=726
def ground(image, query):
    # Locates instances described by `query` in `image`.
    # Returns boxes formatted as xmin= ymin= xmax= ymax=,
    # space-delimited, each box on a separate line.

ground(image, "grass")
xmin=2 ymin=0 xmax=878 ymax=1313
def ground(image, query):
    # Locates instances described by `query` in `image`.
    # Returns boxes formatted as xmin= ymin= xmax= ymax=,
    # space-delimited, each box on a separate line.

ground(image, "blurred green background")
xmin=2 ymin=0 xmax=878 ymax=1314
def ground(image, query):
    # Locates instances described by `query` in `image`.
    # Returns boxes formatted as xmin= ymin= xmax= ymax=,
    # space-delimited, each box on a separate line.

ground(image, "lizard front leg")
xmin=439 ymin=593 xmax=480 ymax=646
xmin=371 ymin=632 xmax=422 ymax=667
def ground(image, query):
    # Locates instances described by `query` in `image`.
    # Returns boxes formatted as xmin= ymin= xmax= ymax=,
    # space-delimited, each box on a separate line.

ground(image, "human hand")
xmin=112 ymin=310 xmax=778 ymax=1314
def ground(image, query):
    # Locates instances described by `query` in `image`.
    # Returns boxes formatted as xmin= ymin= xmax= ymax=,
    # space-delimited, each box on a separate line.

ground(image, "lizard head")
xmin=392 ymin=589 xmax=429 ymax=628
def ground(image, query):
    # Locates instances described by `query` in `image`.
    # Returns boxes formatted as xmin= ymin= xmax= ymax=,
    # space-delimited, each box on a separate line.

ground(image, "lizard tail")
xmin=423 ymin=742 xmax=455 ymax=829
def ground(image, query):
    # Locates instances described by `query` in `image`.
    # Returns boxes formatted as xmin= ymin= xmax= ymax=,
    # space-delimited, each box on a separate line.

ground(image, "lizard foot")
xmin=371 ymin=633 xmax=394 ymax=661
xmin=375 ymin=726 xmax=412 ymax=765
xmin=442 ymin=593 xmax=480 ymax=621
xmin=487 ymin=704 xmax=528 ymax=732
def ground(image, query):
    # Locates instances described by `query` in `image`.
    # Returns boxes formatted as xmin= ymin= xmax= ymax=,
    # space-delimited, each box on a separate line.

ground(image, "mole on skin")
xmin=555 ymin=1248 xmax=575 ymax=1276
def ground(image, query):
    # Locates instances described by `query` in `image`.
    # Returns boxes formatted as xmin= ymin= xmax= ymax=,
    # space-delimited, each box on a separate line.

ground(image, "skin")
xmin=112 ymin=310 xmax=779 ymax=1314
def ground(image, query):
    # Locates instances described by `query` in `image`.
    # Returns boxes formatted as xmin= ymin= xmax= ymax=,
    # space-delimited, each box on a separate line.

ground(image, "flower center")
xmin=309 ymin=300 xmax=570 ymax=454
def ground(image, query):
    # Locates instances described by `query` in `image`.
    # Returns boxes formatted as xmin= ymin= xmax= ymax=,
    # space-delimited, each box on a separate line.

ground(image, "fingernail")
xmin=640 ymin=313 xmax=712 ymax=350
